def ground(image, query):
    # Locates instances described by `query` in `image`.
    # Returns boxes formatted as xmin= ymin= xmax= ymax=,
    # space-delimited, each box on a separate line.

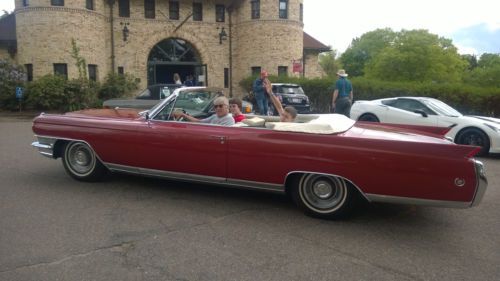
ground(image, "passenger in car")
xmin=173 ymin=96 xmax=235 ymax=126
xmin=264 ymin=81 xmax=297 ymax=122
xmin=229 ymin=98 xmax=246 ymax=123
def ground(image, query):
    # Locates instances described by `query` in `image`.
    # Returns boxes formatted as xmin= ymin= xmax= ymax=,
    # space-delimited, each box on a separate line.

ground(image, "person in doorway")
xmin=173 ymin=73 xmax=182 ymax=85
xmin=229 ymin=98 xmax=246 ymax=123
xmin=173 ymin=96 xmax=235 ymax=126
xmin=331 ymin=69 xmax=353 ymax=117
xmin=252 ymin=70 xmax=270 ymax=115
xmin=264 ymin=81 xmax=297 ymax=122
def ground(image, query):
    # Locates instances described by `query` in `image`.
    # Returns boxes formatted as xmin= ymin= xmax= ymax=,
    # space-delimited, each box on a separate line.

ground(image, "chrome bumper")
xmin=32 ymin=136 xmax=56 ymax=158
xmin=471 ymin=160 xmax=487 ymax=207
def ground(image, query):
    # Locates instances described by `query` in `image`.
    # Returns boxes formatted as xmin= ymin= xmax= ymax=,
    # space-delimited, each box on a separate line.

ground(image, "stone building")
xmin=1 ymin=0 xmax=329 ymax=96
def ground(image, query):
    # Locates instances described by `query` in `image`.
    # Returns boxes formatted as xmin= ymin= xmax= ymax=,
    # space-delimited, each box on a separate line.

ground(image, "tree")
xmin=464 ymin=53 xmax=500 ymax=87
xmin=0 ymin=59 xmax=26 ymax=110
xmin=364 ymin=29 xmax=467 ymax=83
xmin=340 ymin=28 xmax=397 ymax=77
xmin=318 ymin=49 xmax=342 ymax=78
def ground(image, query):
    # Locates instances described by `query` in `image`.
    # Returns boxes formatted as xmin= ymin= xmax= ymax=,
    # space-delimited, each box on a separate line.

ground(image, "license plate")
xmin=291 ymin=98 xmax=302 ymax=103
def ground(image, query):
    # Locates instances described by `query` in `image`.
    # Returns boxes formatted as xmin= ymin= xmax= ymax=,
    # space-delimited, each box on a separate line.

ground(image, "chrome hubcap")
xmin=66 ymin=143 xmax=95 ymax=176
xmin=312 ymin=180 xmax=333 ymax=199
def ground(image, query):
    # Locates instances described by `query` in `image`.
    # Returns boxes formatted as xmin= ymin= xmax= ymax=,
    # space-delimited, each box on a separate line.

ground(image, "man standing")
xmin=252 ymin=70 xmax=269 ymax=115
xmin=331 ymin=69 xmax=353 ymax=117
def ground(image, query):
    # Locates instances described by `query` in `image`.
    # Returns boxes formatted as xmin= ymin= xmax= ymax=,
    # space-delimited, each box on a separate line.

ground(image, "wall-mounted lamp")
xmin=218 ymin=27 xmax=227 ymax=44
xmin=120 ymin=22 xmax=130 ymax=42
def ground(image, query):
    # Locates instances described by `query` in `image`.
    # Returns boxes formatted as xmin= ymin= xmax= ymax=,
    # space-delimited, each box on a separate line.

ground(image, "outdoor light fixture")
xmin=121 ymin=22 xmax=130 ymax=42
xmin=218 ymin=27 xmax=227 ymax=44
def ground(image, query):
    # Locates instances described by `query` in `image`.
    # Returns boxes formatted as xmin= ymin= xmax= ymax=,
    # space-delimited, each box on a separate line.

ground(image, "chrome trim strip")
xmin=31 ymin=136 xmax=57 ymax=158
xmin=285 ymin=171 xmax=370 ymax=201
xmin=365 ymin=194 xmax=471 ymax=208
xmin=105 ymin=163 xmax=285 ymax=193
xmin=471 ymin=160 xmax=488 ymax=207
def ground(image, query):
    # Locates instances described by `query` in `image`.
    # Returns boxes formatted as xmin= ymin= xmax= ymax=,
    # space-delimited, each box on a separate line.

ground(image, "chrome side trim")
xmin=365 ymin=194 xmax=471 ymax=208
xmin=31 ymin=136 xmax=57 ymax=158
xmin=471 ymin=160 xmax=488 ymax=207
xmin=105 ymin=163 xmax=285 ymax=193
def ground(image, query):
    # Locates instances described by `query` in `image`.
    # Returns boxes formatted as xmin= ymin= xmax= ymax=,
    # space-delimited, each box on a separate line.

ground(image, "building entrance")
xmin=147 ymin=38 xmax=206 ymax=86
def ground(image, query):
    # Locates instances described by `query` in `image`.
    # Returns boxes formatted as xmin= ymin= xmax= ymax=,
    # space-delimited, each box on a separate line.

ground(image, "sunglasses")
xmin=214 ymin=104 xmax=227 ymax=108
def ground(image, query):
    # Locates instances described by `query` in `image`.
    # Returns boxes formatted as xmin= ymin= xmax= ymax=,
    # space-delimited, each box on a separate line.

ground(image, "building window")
xmin=53 ymin=64 xmax=68 ymax=79
xmin=119 ymin=0 xmax=130 ymax=17
xmin=193 ymin=2 xmax=203 ymax=21
xmin=145 ymin=0 xmax=155 ymax=19
xmin=86 ymin=0 xmax=94 ymax=10
xmin=51 ymin=0 xmax=64 ymax=6
xmin=224 ymin=68 xmax=229 ymax=88
xmin=169 ymin=1 xmax=179 ymax=20
xmin=251 ymin=66 xmax=261 ymax=76
xmin=118 ymin=67 xmax=124 ymax=75
xmin=88 ymin=64 xmax=98 ymax=81
xmin=22 ymin=0 xmax=29 ymax=7
xmin=300 ymin=3 xmax=303 ymax=22
xmin=279 ymin=0 xmax=288 ymax=19
xmin=278 ymin=66 xmax=288 ymax=76
xmin=216 ymin=5 xmax=225 ymax=22
xmin=25 ymin=64 xmax=33 ymax=81
xmin=251 ymin=0 xmax=260 ymax=19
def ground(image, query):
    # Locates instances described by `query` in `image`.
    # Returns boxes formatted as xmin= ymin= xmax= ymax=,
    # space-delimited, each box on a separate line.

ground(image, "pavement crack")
xmin=0 ymin=241 xmax=136 ymax=274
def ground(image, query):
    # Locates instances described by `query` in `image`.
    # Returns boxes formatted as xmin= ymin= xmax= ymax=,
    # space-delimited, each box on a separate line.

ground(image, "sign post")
xmin=15 ymin=87 xmax=24 ymax=112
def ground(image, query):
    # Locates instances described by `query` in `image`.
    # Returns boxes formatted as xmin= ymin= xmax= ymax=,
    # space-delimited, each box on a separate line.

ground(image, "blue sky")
xmin=2 ymin=0 xmax=499 ymax=55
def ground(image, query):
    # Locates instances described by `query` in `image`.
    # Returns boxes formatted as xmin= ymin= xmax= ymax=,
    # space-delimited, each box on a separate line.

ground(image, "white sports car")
xmin=351 ymin=97 xmax=500 ymax=156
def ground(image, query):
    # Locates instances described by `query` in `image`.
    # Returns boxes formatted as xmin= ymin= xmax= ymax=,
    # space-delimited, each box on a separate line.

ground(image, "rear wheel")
xmin=62 ymin=141 xmax=107 ymax=181
xmin=358 ymin=113 xmax=379 ymax=122
xmin=455 ymin=128 xmax=490 ymax=156
xmin=290 ymin=174 xmax=357 ymax=219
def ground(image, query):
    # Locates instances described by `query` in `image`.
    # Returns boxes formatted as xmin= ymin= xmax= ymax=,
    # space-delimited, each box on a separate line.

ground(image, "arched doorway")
xmin=147 ymin=38 xmax=207 ymax=86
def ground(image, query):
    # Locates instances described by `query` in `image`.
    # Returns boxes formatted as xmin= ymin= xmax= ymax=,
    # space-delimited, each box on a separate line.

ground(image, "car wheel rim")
xmin=463 ymin=133 xmax=484 ymax=146
xmin=299 ymin=174 xmax=348 ymax=213
xmin=66 ymin=142 xmax=96 ymax=176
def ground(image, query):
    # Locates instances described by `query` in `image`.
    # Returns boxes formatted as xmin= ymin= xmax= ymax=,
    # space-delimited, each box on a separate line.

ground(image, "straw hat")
xmin=336 ymin=69 xmax=348 ymax=77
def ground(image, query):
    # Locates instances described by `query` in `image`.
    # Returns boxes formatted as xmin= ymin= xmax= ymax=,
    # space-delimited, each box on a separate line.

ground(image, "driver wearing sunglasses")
xmin=173 ymin=96 xmax=235 ymax=126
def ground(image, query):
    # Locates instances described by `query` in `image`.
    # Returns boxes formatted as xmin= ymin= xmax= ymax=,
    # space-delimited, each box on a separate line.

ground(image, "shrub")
xmin=25 ymin=75 xmax=67 ymax=110
xmin=98 ymin=73 xmax=139 ymax=101
xmin=0 ymin=59 xmax=26 ymax=110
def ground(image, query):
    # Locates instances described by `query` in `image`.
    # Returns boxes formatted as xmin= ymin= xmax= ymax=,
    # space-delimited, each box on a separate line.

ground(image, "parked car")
xmin=350 ymin=97 xmax=500 ymax=156
xmin=32 ymin=88 xmax=487 ymax=219
xmin=246 ymin=83 xmax=311 ymax=115
xmin=103 ymin=84 xmax=182 ymax=109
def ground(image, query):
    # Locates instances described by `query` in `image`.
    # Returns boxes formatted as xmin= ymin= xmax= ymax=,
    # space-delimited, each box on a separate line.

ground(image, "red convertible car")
xmin=32 ymin=87 xmax=487 ymax=219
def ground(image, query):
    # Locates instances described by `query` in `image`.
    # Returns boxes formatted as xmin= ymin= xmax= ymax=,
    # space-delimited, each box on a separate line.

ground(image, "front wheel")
xmin=62 ymin=141 xmax=107 ymax=181
xmin=455 ymin=128 xmax=490 ymax=156
xmin=290 ymin=174 xmax=357 ymax=219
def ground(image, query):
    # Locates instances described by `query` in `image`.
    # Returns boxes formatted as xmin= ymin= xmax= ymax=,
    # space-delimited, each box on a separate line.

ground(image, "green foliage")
xmin=364 ymin=30 xmax=467 ymax=83
xmin=340 ymin=28 xmax=397 ymax=77
xmin=318 ymin=50 xmax=342 ymax=78
xmin=0 ymin=59 xmax=26 ymax=110
xmin=25 ymin=75 xmax=67 ymax=110
xmin=70 ymin=38 xmax=87 ymax=80
xmin=98 ymin=72 xmax=139 ymax=100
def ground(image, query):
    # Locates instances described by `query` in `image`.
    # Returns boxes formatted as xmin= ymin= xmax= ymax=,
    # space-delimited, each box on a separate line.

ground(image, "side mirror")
xmin=414 ymin=110 xmax=428 ymax=117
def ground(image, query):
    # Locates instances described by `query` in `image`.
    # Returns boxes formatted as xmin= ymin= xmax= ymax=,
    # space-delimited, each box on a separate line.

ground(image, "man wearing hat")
xmin=252 ymin=70 xmax=270 ymax=115
xmin=331 ymin=69 xmax=353 ymax=117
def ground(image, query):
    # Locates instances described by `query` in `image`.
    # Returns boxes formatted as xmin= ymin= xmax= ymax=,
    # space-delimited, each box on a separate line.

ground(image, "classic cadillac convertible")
xmin=32 ymin=87 xmax=487 ymax=219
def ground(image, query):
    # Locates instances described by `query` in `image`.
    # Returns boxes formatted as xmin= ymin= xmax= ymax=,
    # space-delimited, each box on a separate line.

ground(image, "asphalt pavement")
xmin=1 ymin=116 xmax=499 ymax=281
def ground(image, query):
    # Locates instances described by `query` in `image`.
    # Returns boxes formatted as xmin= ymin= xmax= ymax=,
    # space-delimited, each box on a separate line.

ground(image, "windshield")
xmin=423 ymin=99 xmax=462 ymax=117
xmin=274 ymin=85 xmax=305 ymax=95
xmin=149 ymin=89 xmax=223 ymax=119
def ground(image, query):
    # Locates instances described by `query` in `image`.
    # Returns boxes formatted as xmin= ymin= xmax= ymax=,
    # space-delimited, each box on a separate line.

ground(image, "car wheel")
xmin=62 ymin=141 xmax=107 ymax=181
xmin=290 ymin=174 xmax=356 ymax=219
xmin=358 ymin=113 xmax=379 ymax=122
xmin=455 ymin=128 xmax=490 ymax=156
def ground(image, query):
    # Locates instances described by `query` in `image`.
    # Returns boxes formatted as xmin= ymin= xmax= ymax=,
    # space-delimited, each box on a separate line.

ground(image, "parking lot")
xmin=1 ymin=116 xmax=499 ymax=281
